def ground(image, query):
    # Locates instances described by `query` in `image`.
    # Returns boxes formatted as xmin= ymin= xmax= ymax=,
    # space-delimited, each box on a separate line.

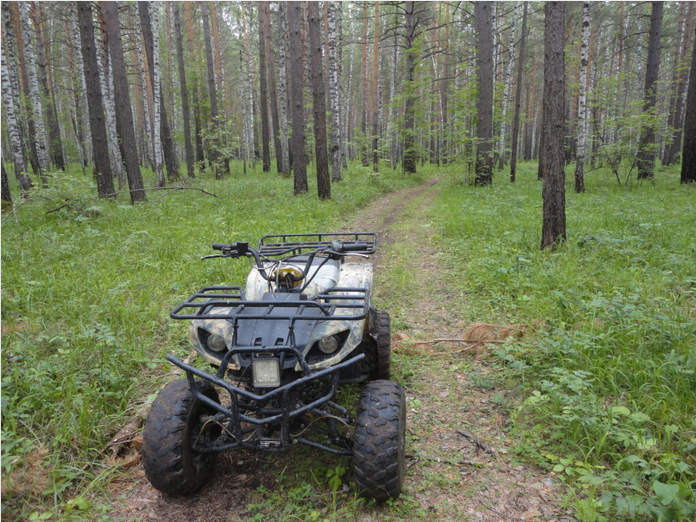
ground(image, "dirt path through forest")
xmin=106 ymin=178 xmax=575 ymax=522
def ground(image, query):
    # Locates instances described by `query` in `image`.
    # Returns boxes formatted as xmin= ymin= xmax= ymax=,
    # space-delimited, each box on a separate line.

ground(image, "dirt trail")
xmin=106 ymin=179 xmax=574 ymax=522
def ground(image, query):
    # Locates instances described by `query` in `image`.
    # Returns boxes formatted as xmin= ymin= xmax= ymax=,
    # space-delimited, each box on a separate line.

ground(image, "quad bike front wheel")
xmin=353 ymin=380 xmax=406 ymax=501
xmin=141 ymin=379 xmax=220 ymax=495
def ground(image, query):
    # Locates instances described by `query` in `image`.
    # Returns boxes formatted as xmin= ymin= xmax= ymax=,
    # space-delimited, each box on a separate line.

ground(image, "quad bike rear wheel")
xmin=142 ymin=379 xmax=220 ymax=495
xmin=353 ymin=380 xmax=406 ymax=501
xmin=369 ymin=309 xmax=391 ymax=380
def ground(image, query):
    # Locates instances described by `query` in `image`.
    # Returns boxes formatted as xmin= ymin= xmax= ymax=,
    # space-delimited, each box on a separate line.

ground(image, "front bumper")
xmin=167 ymin=346 xmax=364 ymax=455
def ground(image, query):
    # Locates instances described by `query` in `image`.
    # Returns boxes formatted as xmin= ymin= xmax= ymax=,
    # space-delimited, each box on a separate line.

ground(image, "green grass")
xmin=0 ymin=162 xmax=422 ymax=519
xmin=434 ymin=163 xmax=696 ymax=521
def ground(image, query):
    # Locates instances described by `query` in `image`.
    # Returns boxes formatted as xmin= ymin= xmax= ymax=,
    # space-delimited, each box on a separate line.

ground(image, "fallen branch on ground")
xmin=456 ymin=430 xmax=496 ymax=455
xmin=105 ymin=186 xmax=217 ymax=198
xmin=413 ymin=338 xmax=508 ymax=345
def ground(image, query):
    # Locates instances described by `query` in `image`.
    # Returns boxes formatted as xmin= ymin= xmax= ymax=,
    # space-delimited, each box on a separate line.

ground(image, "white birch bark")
xmin=147 ymin=2 xmax=164 ymax=186
xmin=19 ymin=2 xmax=50 ymax=179
xmin=327 ymin=3 xmax=341 ymax=181
xmin=497 ymin=2 xmax=519 ymax=168
xmin=336 ymin=3 xmax=347 ymax=168
xmin=136 ymin=33 xmax=153 ymax=168
xmin=278 ymin=2 xmax=290 ymax=174
xmin=96 ymin=24 xmax=125 ymax=188
xmin=70 ymin=5 xmax=91 ymax=163
xmin=574 ymin=1 xmax=590 ymax=191
xmin=1 ymin=45 xmax=32 ymax=191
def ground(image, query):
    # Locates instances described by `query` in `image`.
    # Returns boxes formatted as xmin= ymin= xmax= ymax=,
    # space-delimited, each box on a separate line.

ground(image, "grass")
xmin=0 ymin=161 xmax=422 ymax=519
xmin=434 ymin=163 xmax=696 ymax=521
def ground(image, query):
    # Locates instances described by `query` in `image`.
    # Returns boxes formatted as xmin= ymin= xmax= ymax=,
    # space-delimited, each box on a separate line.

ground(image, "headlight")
xmin=317 ymin=336 xmax=339 ymax=354
xmin=206 ymin=333 xmax=227 ymax=352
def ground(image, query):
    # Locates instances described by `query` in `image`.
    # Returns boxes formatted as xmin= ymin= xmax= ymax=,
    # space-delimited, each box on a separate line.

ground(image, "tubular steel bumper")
xmin=166 ymin=349 xmax=364 ymax=455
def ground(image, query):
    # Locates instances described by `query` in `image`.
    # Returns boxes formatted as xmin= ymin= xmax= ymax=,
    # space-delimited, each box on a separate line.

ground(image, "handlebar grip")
xmin=212 ymin=243 xmax=232 ymax=251
xmin=347 ymin=242 xmax=370 ymax=252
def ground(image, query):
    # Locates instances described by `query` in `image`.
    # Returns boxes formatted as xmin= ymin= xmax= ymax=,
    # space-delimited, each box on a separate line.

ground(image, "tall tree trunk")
xmin=173 ymin=4 xmax=194 ymax=178
xmin=288 ymin=1 xmax=308 ymax=193
xmin=100 ymin=1 xmax=146 ymax=203
xmin=139 ymin=2 xmax=179 ymax=183
xmin=240 ymin=3 xmax=256 ymax=168
xmin=574 ymin=1 xmax=590 ymax=193
xmin=183 ymin=2 xmax=205 ymax=167
xmin=497 ymin=2 xmax=519 ymax=171
xmin=1 ymin=25 xmax=32 ymax=192
xmin=77 ymin=1 xmax=114 ymax=198
xmin=31 ymin=2 xmax=65 ymax=171
xmin=67 ymin=5 xmax=90 ymax=170
xmin=278 ymin=2 xmax=291 ymax=175
xmin=201 ymin=2 xmax=223 ymax=178
xmin=540 ymin=2 xmax=566 ymax=250
xmin=19 ymin=2 xmax=50 ymax=186
xmin=681 ymin=23 xmax=696 ymax=184
xmin=209 ymin=2 xmax=224 ymax=104
xmin=441 ymin=3 xmax=450 ymax=165
xmin=138 ymin=3 xmax=164 ymax=186
xmin=361 ymin=4 xmax=369 ymax=167
xmin=510 ymin=1 xmax=528 ymax=182
xmin=403 ymin=1 xmax=417 ymax=175
xmin=371 ymin=2 xmax=380 ymax=171
xmin=327 ymin=2 xmax=342 ymax=181
xmin=1 ymin=163 xmax=12 ymax=205
xmin=262 ymin=2 xmax=282 ymax=174
xmin=337 ymin=4 xmax=347 ymax=169
xmin=636 ymin=1 xmax=664 ymax=180
xmin=474 ymin=2 xmax=494 ymax=186
xmin=95 ymin=6 xmax=125 ymax=189
xmin=308 ymin=2 xmax=330 ymax=200
xmin=258 ymin=3 xmax=271 ymax=172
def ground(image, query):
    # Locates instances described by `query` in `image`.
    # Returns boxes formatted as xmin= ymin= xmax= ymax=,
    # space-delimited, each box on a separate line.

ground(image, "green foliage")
xmin=435 ymin=163 xmax=696 ymax=521
xmin=0 ymin=163 xmax=420 ymax=517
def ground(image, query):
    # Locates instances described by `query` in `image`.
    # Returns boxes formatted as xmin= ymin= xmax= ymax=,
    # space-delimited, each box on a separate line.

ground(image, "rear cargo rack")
xmin=258 ymin=232 xmax=376 ymax=257
xmin=170 ymin=286 xmax=370 ymax=321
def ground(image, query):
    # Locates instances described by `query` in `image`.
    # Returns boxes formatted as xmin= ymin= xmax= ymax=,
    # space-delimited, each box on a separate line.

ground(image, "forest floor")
xmin=100 ymin=177 xmax=577 ymax=522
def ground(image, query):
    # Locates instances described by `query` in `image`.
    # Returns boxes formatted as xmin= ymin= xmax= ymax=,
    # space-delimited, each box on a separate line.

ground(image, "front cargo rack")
xmin=170 ymin=286 xmax=370 ymax=321
xmin=258 ymin=232 xmax=376 ymax=257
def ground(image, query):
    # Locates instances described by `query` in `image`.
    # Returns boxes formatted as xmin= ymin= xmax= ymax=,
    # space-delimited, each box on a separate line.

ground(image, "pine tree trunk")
xmin=1 ymin=25 xmax=32 ymax=192
xmin=262 ymin=2 xmax=282 ymax=175
xmin=183 ymin=2 xmax=205 ymax=167
xmin=474 ymin=2 xmax=494 ymax=186
xmin=574 ymin=1 xmax=590 ymax=193
xmin=77 ymin=1 xmax=114 ymax=198
xmin=441 ymin=4 xmax=450 ymax=165
xmin=308 ymin=2 xmax=330 ymax=199
xmin=258 ymin=3 xmax=271 ymax=172
xmin=337 ymin=5 xmax=347 ymax=169
xmin=288 ymin=1 xmax=308 ymax=193
xmin=1 ymin=163 xmax=12 ymax=205
xmin=201 ymin=2 xmax=222 ymax=178
xmin=371 ymin=2 xmax=380 ymax=171
xmin=100 ymin=1 xmax=146 ymax=203
xmin=136 ymin=33 xmax=154 ymax=170
xmin=510 ymin=1 xmax=528 ymax=182
xmin=19 ymin=2 xmax=50 ymax=185
xmin=173 ymin=4 xmax=194 ymax=178
xmin=327 ymin=2 xmax=341 ymax=181
xmin=636 ymin=1 xmax=664 ymax=180
xmin=540 ymin=2 xmax=567 ymax=250
xmin=361 ymin=4 xmax=369 ymax=167
xmin=681 ymin=24 xmax=696 ymax=184
xmin=277 ymin=2 xmax=291 ymax=175
xmin=240 ymin=4 xmax=256 ymax=168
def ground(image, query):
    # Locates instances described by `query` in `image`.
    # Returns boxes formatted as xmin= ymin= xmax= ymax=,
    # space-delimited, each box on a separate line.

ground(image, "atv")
xmin=141 ymin=233 xmax=406 ymax=502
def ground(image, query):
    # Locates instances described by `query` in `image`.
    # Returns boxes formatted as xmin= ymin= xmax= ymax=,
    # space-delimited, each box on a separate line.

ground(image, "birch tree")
xmin=497 ymin=2 xmax=519 ymax=170
xmin=19 ymin=2 xmax=50 ymax=186
xmin=574 ymin=1 xmax=590 ymax=193
xmin=327 ymin=2 xmax=341 ymax=181
xmin=1 ymin=43 xmax=32 ymax=192
xmin=277 ymin=2 xmax=291 ymax=175
xmin=258 ymin=3 xmax=271 ymax=172
xmin=201 ymin=2 xmax=223 ymax=177
xmin=510 ymin=1 xmax=528 ymax=182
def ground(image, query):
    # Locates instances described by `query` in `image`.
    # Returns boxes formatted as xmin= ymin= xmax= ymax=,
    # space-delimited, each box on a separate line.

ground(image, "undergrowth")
xmin=435 ymin=163 xmax=696 ymax=521
xmin=0 ymin=162 xmax=422 ymax=520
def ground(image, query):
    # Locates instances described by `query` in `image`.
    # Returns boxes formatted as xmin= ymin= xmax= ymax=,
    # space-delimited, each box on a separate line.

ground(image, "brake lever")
xmin=200 ymin=253 xmax=230 ymax=260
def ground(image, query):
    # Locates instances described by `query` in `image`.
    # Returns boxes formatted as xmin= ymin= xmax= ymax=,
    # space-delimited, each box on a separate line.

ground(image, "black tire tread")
xmin=369 ymin=310 xmax=391 ymax=380
xmin=141 ymin=379 xmax=219 ymax=495
xmin=353 ymin=380 xmax=406 ymax=502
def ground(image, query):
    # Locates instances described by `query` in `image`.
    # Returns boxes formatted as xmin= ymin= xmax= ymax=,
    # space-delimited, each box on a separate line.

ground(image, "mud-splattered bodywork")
xmin=188 ymin=260 xmax=374 ymax=373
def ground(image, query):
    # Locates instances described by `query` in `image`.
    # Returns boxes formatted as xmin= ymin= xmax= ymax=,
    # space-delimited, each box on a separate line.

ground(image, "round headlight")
xmin=317 ymin=336 xmax=339 ymax=355
xmin=206 ymin=333 xmax=227 ymax=352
